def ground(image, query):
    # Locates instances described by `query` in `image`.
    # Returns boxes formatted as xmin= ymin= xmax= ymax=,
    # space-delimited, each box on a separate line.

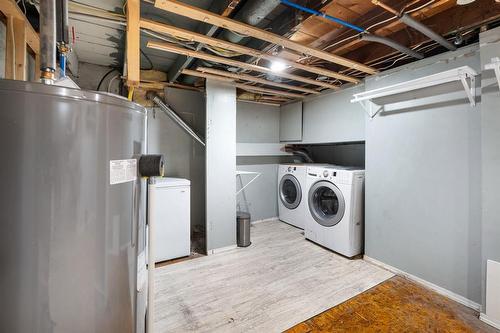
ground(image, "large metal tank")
xmin=0 ymin=79 xmax=147 ymax=333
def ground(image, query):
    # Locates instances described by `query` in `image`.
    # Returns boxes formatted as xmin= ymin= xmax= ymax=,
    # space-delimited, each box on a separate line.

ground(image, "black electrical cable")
xmin=96 ymin=68 xmax=117 ymax=91
xmin=140 ymin=48 xmax=154 ymax=70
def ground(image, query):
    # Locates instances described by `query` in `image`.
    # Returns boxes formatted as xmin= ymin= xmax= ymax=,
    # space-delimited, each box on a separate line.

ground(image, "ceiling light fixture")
xmin=456 ymin=0 xmax=476 ymax=4
xmin=270 ymin=61 xmax=288 ymax=72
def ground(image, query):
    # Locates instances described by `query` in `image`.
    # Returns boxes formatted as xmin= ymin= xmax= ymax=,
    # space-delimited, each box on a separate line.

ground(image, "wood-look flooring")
xmin=153 ymin=220 xmax=393 ymax=332
xmin=287 ymin=275 xmax=498 ymax=333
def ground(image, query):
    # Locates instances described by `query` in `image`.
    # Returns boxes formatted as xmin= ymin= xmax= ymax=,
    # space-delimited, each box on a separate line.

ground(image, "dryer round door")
xmin=308 ymin=180 xmax=345 ymax=227
xmin=279 ymin=174 xmax=302 ymax=209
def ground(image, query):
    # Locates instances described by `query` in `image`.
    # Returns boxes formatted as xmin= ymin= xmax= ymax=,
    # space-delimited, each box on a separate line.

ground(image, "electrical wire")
xmin=140 ymin=48 xmax=154 ymax=70
xmin=107 ymin=74 xmax=120 ymax=93
xmin=97 ymin=68 xmax=117 ymax=91
xmin=321 ymin=0 xmax=437 ymax=52
xmin=16 ymin=0 xmax=27 ymax=15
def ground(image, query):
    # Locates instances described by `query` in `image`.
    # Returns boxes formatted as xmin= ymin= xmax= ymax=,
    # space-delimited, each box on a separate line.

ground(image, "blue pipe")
xmin=280 ymin=0 xmax=365 ymax=33
xmin=59 ymin=53 xmax=66 ymax=78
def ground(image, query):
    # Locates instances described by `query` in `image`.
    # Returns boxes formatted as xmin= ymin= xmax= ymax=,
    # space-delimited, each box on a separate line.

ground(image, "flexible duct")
xmin=222 ymin=0 xmax=281 ymax=44
xmin=40 ymin=0 xmax=57 ymax=83
xmin=147 ymin=93 xmax=206 ymax=147
xmin=285 ymin=147 xmax=314 ymax=163
xmin=360 ymin=33 xmax=423 ymax=59
xmin=400 ymin=14 xmax=456 ymax=51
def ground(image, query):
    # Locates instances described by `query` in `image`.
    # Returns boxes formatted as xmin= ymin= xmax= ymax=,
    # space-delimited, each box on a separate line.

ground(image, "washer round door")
xmin=279 ymin=174 xmax=302 ymax=209
xmin=308 ymin=180 xmax=345 ymax=227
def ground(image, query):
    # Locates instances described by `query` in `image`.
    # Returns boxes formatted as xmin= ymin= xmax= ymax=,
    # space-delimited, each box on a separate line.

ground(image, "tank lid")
xmin=0 ymin=79 xmax=145 ymax=112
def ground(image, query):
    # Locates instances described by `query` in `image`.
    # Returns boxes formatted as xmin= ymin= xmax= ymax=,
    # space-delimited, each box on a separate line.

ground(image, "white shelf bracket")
xmin=485 ymin=57 xmax=500 ymax=93
xmin=459 ymin=72 xmax=476 ymax=107
xmin=358 ymin=100 xmax=384 ymax=118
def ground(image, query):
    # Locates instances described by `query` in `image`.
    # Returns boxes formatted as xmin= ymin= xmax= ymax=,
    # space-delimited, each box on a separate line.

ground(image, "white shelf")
xmin=236 ymin=143 xmax=292 ymax=157
xmin=351 ymin=66 xmax=478 ymax=118
xmin=485 ymin=57 xmax=500 ymax=93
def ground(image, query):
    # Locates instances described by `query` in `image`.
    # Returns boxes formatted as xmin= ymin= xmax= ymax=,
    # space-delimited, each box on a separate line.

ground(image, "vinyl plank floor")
xmin=154 ymin=220 xmax=393 ymax=332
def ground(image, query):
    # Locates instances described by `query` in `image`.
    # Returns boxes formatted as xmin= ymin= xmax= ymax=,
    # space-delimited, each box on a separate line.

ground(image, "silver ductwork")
xmin=400 ymin=14 xmax=457 ymax=51
xmin=40 ymin=0 xmax=57 ymax=83
xmin=148 ymin=93 xmax=206 ymax=147
xmin=361 ymin=33 xmax=424 ymax=59
xmin=222 ymin=0 xmax=281 ymax=44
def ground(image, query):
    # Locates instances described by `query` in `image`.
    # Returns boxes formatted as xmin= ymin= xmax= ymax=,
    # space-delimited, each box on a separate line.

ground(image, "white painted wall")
xmin=479 ymin=27 xmax=500 ymax=314
xmin=206 ymin=80 xmax=237 ymax=251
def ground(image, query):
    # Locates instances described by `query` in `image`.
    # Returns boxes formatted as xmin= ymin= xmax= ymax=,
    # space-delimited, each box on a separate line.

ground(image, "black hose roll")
xmin=139 ymin=154 xmax=165 ymax=177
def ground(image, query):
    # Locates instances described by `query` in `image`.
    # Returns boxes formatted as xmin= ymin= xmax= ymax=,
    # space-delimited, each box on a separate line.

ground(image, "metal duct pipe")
xmin=400 ymin=14 xmax=456 ymax=51
xmin=222 ymin=0 xmax=281 ymax=44
xmin=40 ymin=0 xmax=57 ymax=84
xmin=147 ymin=93 xmax=206 ymax=147
xmin=360 ymin=33 xmax=424 ymax=59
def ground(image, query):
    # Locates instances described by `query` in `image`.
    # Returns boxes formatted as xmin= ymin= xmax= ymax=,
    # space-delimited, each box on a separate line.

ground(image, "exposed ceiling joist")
xmin=181 ymin=69 xmax=307 ymax=99
xmin=140 ymin=19 xmax=359 ymax=83
xmin=330 ymin=0 xmax=456 ymax=57
xmin=154 ymin=0 xmax=377 ymax=75
xmin=196 ymin=67 xmax=320 ymax=94
xmin=346 ymin=0 xmax=500 ymax=66
xmin=147 ymin=41 xmax=340 ymax=90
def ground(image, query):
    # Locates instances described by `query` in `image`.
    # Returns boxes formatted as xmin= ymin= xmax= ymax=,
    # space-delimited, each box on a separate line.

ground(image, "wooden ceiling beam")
xmin=345 ymin=0 xmax=500 ymax=67
xmin=140 ymin=19 xmax=359 ymax=83
xmin=182 ymin=69 xmax=307 ymax=99
xmin=154 ymin=0 xmax=376 ymax=75
xmin=195 ymin=67 xmax=320 ymax=94
xmin=147 ymin=41 xmax=340 ymax=90
xmin=329 ymin=0 xmax=456 ymax=56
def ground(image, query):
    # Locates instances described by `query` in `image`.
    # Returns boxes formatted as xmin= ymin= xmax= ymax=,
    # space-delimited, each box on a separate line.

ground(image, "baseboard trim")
xmin=363 ymin=255 xmax=481 ymax=312
xmin=251 ymin=217 xmax=278 ymax=224
xmin=209 ymin=244 xmax=237 ymax=255
xmin=480 ymin=313 xmax=500 ymax=330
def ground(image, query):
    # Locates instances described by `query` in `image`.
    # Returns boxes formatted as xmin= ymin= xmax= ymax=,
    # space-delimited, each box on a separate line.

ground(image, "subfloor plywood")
xmin=286 ymin=276 xmax=498 ymax=333
xmin=154 ymin=220 xmax=393 ymax=332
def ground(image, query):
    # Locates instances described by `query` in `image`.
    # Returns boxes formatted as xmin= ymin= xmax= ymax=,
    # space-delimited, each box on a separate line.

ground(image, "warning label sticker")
xmin=110 ymin=159 xmax=137 ymax=185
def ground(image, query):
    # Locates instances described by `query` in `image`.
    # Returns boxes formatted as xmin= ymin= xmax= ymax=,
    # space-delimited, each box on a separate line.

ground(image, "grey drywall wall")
xmin=237 ymin=101 xmax=280 ymax=142
xmin=236 ymin=102 xmax=282 ymax=222
xmin=147 ymin=88 xmax=206 ymax=238
xmin=280 ymin=101 xmax=303 ymax=142
xmin=364 ymin=45 xmax=483 ymax=304
xmin=479 ymin=27 xmax=500 ymax=310
xmin=298 ymin=84 xmax=366 ymax=144
xmin=206 ymin=80 xmax=236 ymax=251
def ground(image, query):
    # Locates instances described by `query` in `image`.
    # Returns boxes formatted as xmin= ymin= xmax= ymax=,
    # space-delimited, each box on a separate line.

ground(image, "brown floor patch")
xmin=155 ymin=253 xmax=204 ymax=268
xmin=286 ymin=276 xmax=497 ymax=333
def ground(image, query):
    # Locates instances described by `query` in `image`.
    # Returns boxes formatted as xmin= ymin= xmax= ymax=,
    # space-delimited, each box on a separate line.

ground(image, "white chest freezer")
xmin=148 ymin=177 xmax=191 ymax=262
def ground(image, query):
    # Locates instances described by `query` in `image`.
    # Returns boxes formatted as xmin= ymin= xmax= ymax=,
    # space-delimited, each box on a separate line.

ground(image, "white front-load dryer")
xmin=304 ymin=165 xmax=365 ymax=257
xmin=278 ymin=164 xmax=307 ymax=229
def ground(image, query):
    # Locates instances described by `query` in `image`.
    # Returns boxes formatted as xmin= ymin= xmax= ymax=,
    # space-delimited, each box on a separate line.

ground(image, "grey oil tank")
xmin=0 ymin=79 xmax=147 ymax=333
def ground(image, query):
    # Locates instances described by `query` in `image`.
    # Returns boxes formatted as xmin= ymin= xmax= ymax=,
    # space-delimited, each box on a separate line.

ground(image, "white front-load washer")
xmin=304 ymin=165 xmax=365 ymax=257
xmin=278 ymin=164 xmax=307 ymax=229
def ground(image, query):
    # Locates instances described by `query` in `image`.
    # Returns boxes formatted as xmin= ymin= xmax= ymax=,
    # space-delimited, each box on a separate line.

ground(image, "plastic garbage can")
xmin=236 ymin=212 xmax=251 ymax=247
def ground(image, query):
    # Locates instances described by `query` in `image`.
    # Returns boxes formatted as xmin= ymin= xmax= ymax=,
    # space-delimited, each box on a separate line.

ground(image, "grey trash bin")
xmin=237 ymin=212 xmax=251 ymax=247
